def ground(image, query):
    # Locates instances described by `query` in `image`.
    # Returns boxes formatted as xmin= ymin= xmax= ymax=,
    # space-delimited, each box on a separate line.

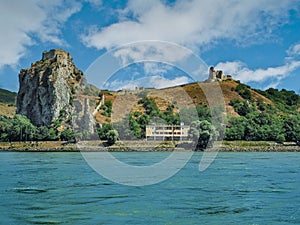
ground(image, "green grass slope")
xmin=0 ymin=88 xmax=17 ymax=104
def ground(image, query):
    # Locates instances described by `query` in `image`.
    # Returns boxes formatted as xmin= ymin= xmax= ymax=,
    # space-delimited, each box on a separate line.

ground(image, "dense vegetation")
xmin=256 ymin=88 xmax=300 ymax=113
xmin=0 ymin=113 xmax=90 ymax=143
xmin=235 ymin=83 xmax=253 ymax=100
xmin=227 ymin=86 xmax=300 ymax=142
xmin=225 ymin=113 xmax=300 ymax=142
xmin=0 ymin=115 xmax=59 ymax=142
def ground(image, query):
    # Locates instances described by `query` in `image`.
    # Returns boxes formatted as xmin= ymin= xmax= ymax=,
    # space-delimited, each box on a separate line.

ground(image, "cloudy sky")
xmin=0 ymin=0 xmax=300 ymax=93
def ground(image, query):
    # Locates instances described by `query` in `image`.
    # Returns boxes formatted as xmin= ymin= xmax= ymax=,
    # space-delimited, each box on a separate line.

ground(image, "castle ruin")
xmin=207 ymin=66 xmax=232 ymax=82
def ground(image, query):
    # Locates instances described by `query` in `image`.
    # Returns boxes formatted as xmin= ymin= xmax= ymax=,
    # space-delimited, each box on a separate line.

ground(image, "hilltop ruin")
xmin=207 ymin=66 xmax=232 ymax=82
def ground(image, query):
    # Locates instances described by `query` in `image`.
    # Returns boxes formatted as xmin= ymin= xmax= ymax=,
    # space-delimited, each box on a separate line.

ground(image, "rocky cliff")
xmin=16 ymin=49 xmax=88 ymax=127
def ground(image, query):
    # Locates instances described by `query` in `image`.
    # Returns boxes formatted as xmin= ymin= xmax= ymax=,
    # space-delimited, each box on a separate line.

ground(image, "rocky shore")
xmin=0 ymin=141 xmax=299 ymax=152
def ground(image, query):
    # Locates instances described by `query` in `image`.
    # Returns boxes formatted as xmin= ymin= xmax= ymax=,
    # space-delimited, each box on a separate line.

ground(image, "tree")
xmin=47 ymin=127 xmax=59 ymax=141
xmin=12 ymin=114 xmax=37 ymax=142
xmin=100 ymin=101 xmax=113 ymax=117
xmin=113 ymin=119 xmax=134 ymax=140
xmin=283 ymin=115 xmax=300 ymax=142
xmin=189 ymin=121 xmax=201 ymax=142
xmin=161 ymin=105 xmax=180 ymax=125
xmin=189 ymin=120 xmax=219 ymax=149
xmin=36 ymin=126 xmax=50 ymax=141
xmin=257 ymin=98 xmax=267 ymax=111
xmin=97 ymin=123 xmax=113 ymax=140
xmin=136 ymin=114 xmax=150 ymax=138
xmin=138 ymin=97 xmax=160 ymax=117
xmin=60 ymin=128 xmax=75 ymax=142
xmin=225 ymin=117 xmax=247 ymax=140
xmin=196 ymin=106 xmax=211 ymax=121
xmin=107 ymin=130 xmax=118 ymax=145
xmin=235 ymin=84 xmax=252 ymax=100
xmin=0 ymin=116 xmax=13 ymax=141
xmin=244 ymin=112 xmax=285 ymax=142
xmin=129 ymin=115 xmax=142 ymax=138
xmin=230 ymin=99 xmax=253 ymax=116
xmin=180 ymin=107 xmax=198 ymax=125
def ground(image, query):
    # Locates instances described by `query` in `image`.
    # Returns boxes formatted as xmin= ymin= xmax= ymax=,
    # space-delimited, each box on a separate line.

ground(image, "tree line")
xmin=1 ymin=88 xmax=299 ymax=146
xmin=97 ymin=94 xmax=300 ymax=147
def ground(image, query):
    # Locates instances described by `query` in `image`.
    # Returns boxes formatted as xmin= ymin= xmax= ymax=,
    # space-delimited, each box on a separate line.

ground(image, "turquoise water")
xmin=0 ymin=152 xmax=299 ymax=225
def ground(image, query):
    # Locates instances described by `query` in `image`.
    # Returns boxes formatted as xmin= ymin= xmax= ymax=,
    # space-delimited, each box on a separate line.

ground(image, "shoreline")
xmin=0 ymin=140 xmax=299 ymax=152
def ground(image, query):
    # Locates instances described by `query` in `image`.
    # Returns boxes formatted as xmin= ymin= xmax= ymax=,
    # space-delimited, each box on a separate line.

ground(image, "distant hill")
xmin=95 ymin=79 xmax=300 ymax=123
xmin=0 ymin=88 xmax=17 ymax=104
xmin=1 ymin=79 xmax=299 ymax=122
xmin=0 ymin=88 xmax=17 ymax=117
xmin=93 ymin=80 xmax=300 ymax=143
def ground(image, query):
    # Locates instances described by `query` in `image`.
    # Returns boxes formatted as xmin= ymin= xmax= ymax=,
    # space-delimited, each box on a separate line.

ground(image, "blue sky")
xmin=0 ymin=0 xmax=300 ymax=93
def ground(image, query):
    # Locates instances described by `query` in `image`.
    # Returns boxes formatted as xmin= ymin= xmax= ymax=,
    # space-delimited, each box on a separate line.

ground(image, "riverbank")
xmin=0 ymin=140 xmax=299 ymax=152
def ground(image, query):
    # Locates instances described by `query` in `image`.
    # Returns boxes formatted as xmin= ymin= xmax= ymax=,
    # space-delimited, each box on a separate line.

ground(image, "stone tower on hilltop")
xmin=207 ymin=66 xmax=232 ymax=82
xmin=16 ymin=49 xmax=88 ymax=127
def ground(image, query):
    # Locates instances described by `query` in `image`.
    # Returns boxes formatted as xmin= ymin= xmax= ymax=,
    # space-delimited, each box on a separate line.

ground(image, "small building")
xmin=146 ymin=123 xmax=190 ymax=141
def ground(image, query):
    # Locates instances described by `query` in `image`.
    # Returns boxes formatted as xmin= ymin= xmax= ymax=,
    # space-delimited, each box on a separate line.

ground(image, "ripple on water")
xmin=1 ymin=152 xmax=299 ymax=224
xmin=93 ymin=194 xmax=129 ymax=199
xmin=194 ymin=206 xmax=250 ymax=215
xmin=13 ymin=187 xmax=48 ymax=194
xmin=24 ymin=219 xmax=62 ymax=225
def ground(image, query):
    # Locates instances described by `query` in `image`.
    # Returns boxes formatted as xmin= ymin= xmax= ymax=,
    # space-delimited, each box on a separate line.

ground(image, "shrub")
xmin=107 ymin=130 xmax=118 ymax=145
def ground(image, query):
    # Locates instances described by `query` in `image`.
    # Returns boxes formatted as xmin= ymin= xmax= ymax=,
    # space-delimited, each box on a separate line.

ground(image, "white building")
xmin=146 ymin=124 xmax=189 ymax=141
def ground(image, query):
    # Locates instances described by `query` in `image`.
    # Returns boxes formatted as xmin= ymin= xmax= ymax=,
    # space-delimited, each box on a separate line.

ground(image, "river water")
xmin=0 ymin=152 xmax=299 ymax=224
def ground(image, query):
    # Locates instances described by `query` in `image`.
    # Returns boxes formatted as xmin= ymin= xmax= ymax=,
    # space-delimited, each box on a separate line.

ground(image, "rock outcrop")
xmin=16 ymin=49 xmax=87 ymax=127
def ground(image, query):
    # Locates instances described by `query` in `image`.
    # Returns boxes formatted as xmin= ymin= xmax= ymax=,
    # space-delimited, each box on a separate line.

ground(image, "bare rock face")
xmin=16 ymin=49 xmax=87 ymax=126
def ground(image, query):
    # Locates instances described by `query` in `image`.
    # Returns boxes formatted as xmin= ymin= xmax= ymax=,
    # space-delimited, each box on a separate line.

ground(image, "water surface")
xmin=0 ymin=152 xmax=299 ymax=224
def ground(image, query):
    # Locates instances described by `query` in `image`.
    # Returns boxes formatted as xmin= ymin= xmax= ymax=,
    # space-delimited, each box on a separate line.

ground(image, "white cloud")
xmin=243 ymin=62 xmax=300 ymax=83
xmin=215 ymin=61 xmax=246 ymax=76
xmin=81 ymin=0 xmax=298 ymax=87
xmin=215 ymin=56 xmax=300 ymax=88
xmin=264 ymin=81 xmax=281 ymax=90
xmin=37 ymin=1 xmax=82 ymax=44
xmin=81 ymin=0 xmax=297 ymax=51
xmin=84 ymin=0 xmax=102 ymax=8
xmin=143 ymin=63 xmax=171 ymax=76
xmin=216 ymin=60 xmax=300 ymax=83
xmin=110 ymin=41 xmax=192 ymax=67
xmin=104 ymin=75 xmax=189 ymax=90
xmin=0 ymin=0 xmax=81 ymax=68
xmin=287 ymin=42 xmax=300 ymax=56
xmin=148 ymin=76 xmax=189 ymax=89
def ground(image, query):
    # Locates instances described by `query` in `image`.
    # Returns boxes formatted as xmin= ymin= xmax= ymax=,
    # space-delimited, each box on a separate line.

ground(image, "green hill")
xmin=0 ymin=88 xmax=17 ymax=104
xmin=1 ymin=79 xmax=299 ymax=144
xmin=96 ymin=80 xmax=300 ymax=144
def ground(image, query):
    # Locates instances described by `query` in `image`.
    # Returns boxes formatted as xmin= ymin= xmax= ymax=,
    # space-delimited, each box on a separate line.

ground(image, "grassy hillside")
xmin=93 ymin=80 xmax=300 ymax=144
xmin=0 ymin=88 xmax=17 ymax=104
xmin=0 ymin=88 xmax=17 ymax=117
xmin=3 ymin=80 xmax=297 ymax=122
xmin=95 ymin=79 xmax=295 ymax=122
